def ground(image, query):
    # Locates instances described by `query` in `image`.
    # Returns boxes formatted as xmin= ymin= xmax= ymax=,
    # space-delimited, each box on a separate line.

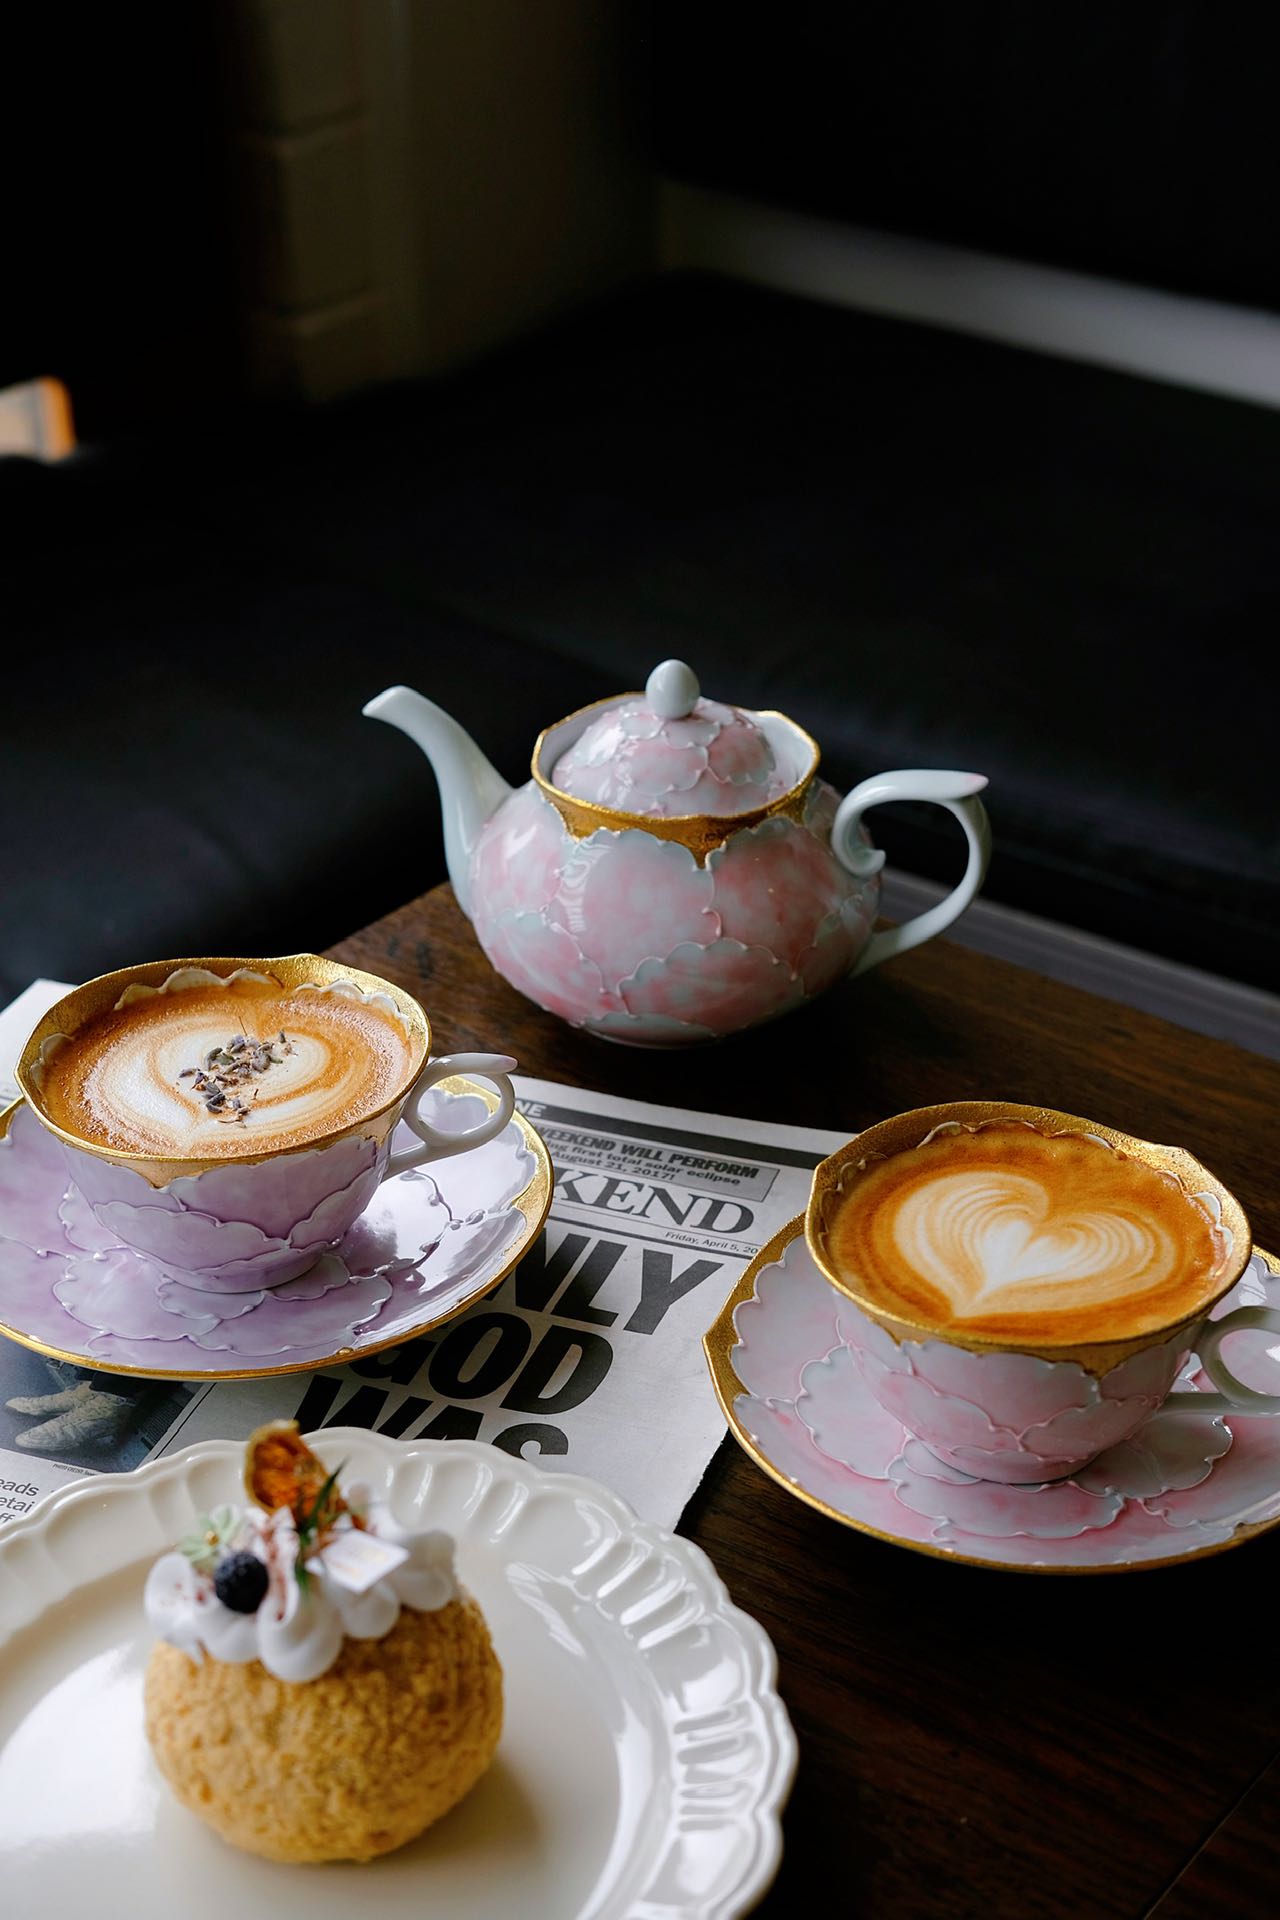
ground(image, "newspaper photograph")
xmin=0 ymin=983 xmax=844 ymax=1530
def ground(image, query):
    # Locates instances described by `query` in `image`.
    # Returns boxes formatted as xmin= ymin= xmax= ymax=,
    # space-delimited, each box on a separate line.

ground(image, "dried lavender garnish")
xmin=178 ymin=1031 xmax=295 ymax=1122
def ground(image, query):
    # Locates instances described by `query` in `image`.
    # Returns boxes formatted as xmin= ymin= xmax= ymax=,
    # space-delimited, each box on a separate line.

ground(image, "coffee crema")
xmin=39 ymin=979 xmax=417 ymax=1158
xmin=826 ymin=1121 xmax=1226 ymax=1343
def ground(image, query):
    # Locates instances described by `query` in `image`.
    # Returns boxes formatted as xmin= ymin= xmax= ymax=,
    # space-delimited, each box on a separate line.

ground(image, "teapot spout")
xmin=364 ymin=686 xmax=511 ymax=918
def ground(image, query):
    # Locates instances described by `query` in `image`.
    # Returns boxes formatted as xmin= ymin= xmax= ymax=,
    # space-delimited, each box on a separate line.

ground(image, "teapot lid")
xmin=547 ymin=661 xmax=808 ymax=819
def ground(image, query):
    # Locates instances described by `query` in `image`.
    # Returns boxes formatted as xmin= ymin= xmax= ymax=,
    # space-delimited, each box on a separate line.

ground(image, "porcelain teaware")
xmin=804 ymin=1101 xmax=1280 ymax=1484
xmin=15 ymin=955 xmax=517 ymax=1291
xmin=365 ymin=660 xmax=992 ymax=1046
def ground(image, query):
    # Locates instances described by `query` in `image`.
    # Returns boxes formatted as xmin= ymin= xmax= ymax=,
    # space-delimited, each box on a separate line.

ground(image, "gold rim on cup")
xmin=15 ymin=953 xmax=433 ymax=1186
xmin=803 ymin=1099 xmax=1254 ymax=1374
xmin=702 ymin=1218 xmax=1280 ymax=1576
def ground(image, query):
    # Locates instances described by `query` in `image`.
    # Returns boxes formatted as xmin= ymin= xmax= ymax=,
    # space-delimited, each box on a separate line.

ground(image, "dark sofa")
xmin=4 ymin=271 xmax=1277 ymax=1002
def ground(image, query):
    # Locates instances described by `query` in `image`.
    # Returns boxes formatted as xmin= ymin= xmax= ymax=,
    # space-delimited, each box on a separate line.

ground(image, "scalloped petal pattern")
xmin=470 ymin=781 xmax=878 ymax=1042
xmin=550 ymin=694 xmax=788 ymax=816
xmin=733 ymin=1233 xmax=843 ymax=1400
xmin=886 ymin=1452 xmax=1125 ymax=1540
xmin=57 ymin=1184 xmax=119 ymax=1254
xmin=834 ymin=1291 xmax=1192 ymax=1482
xmin=166 ymin=1134 xmax=380 ymax=1240
xmin=557 ymin=832 xmax=718 ymax=983
xmin=89 ymin=1201 xmax=283 ymax=1271
xmin=470 ymin=779 xmax=565 ymax=918
xmin=858 ymin=1357 xmax=1028 ymax=1458
xmin=620 ymin=940 xmax=805 ymax=1036
xmin=796 ymin=907 xmax=867 ymax=999
xmin=716 ymin=1225 xmax=1280 ymax=1568
xmin=0 ymin=1083 xmax=547 ymax=1379
xmin=480 ymin=911 xmax=618 ymax=1026
xmin=0 ymin=1113 xmax=80 ymax=1258
xmin=55 ymin=1128 xmax=387 ymax=1286
xmin=1075 ymin=1407 xmax=1233 ymax=1498
xmin=797 ymin=1343 xmax=912 ymax=1475
xmin=708 ymin=817 xmax=850 ymax=965
xmin=54 ymin=1250 xmax=221 ymax=1341
xmin=187 ymin=1260 xmax=389 ymax=1355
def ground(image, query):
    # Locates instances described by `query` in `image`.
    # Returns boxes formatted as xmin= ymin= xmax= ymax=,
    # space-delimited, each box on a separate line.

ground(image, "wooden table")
xmin=334 ymin=885 xmax=1280 ymax=1920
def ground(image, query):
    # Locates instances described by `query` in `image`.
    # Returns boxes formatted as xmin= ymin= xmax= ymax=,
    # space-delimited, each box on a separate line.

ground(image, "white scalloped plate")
xmin=0 ymin=1433 xmax=795 ymax=1919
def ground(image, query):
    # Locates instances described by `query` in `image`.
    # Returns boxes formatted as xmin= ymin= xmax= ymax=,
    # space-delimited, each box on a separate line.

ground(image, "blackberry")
xmin=213 ymin=1548 xmax=269 ymax=1613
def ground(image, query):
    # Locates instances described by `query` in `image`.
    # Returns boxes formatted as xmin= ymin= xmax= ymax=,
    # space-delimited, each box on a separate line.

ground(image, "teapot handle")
xmin=830 ymin=770 xmax=991 ymax=976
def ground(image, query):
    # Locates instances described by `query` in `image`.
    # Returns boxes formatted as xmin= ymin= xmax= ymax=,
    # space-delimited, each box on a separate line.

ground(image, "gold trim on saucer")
xmin=530 ymin=692 xmax=820 ymax=862
xmin=703 ymin=1216 xmax=1280 ymax=1575
xmin=804 ymin=1101 xmax=1253 ymax=1373
xmin=0 ymin=1083 xmax=554 ymax=1383
xmin=15 ymin=954 xmax=432 ymax=1186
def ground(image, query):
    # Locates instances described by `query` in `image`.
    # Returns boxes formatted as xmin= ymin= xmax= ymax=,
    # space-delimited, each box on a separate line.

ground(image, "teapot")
xmin=365 ymin=661 xmax=991 ymax=1046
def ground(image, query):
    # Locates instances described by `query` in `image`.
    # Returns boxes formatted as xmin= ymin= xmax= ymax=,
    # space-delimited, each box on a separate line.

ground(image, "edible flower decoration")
xmin=177 ymin=1504 xmax=242 ymax=1577
xmin=176 ymin=1030 xmax=295 ymax=1123
xmin=145 ymin=1423 xmax=458 ymax=1681
xmin=177 ymin=1503 xmax=270 ymax=1613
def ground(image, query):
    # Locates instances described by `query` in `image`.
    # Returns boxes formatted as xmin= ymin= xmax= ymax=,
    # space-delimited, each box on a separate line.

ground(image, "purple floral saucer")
xmin=704 ymin=1217 xmax=1280 ymax=1571
xmin=0 ymin=1087 xmax=552 ymax=1380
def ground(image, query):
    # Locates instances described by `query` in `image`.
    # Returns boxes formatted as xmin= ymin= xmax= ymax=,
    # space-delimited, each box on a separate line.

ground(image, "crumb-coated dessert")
xmin=143 ymin=1423 xmax=502 ymax=1862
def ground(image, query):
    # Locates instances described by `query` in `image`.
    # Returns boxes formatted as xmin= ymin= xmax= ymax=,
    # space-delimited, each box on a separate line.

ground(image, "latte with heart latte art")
xmin=826 ymin=1121 xmax=1228 ymax=1343
xmin=39 ymin=976 xmax=418 ymax=1159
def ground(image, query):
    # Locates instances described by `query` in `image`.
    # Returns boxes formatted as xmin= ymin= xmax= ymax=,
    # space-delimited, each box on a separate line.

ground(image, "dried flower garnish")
xmin=246 ymin=1420 xmax=325 ymax=1512
xmin=243 ymin=1422 xmax=351 ymax=1593
xmin=176 ymin=1029 xmax=294 ymax=1122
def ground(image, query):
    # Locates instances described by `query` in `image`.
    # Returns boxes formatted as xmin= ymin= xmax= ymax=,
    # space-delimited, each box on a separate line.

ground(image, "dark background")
xmin=3 ymin=8 xmax=242 ymax=441
xmin=2 ymin=5 xmax=1276 ymax=1001
xmin=655 ymin=4 xmax=1280 ymax=311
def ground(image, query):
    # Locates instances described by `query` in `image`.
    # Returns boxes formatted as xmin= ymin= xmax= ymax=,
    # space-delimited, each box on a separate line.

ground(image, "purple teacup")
xmin=16 ymin=954 xmax=516 ymax=1292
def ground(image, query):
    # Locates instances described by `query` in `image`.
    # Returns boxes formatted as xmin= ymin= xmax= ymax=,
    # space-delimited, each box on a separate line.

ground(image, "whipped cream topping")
xmin=145 ymin=1489 xmax=458 ymax=1683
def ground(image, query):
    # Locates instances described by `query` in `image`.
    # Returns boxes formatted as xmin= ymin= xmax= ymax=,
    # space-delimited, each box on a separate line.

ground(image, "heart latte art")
xmin=39 ymin=979 xmax=418 ymax=1158
xmin=827 ymin=1123 xmax=1227 ymax=1342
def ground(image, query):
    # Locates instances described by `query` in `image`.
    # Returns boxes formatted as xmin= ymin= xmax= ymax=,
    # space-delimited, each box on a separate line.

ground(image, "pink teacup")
xmin=804 ymin=1101 xmax=1280 ymax=1484
xmin=16 ymin=954 xmax=516 ymax=1293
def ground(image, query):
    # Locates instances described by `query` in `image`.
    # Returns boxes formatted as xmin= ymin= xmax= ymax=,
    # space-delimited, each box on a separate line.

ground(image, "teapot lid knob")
xmin=646 ymin=659 xmax=700 ymax=720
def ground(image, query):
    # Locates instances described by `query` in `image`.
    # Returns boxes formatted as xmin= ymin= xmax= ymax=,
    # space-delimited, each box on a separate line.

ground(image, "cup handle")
xmin=1164 ymin=1307 xmax=1280 ymax=1414
xmin=830 ymin=769 xmax=992 ymax=977
xmin=383 ymin=1052 xmax=517 ymax=1178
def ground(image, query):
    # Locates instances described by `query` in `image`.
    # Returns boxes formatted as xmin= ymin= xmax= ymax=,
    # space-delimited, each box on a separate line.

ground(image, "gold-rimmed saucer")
xmin=0 ymin=1083 xmax=551 ymax=1382
xmin=704 ymin=1217 xmax=1280 ymax=1574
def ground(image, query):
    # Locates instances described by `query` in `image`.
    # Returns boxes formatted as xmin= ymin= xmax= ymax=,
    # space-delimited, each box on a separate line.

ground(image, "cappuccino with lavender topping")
xmin=39 ymin=974 xmax=416 ymax=1158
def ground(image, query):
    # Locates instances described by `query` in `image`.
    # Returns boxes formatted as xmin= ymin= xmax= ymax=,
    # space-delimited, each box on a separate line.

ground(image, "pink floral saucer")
xmin=0 ymin=1087 xmax=552 ymax=1381
xmin=704 ymin=1218 xmax=1280 ymax=1571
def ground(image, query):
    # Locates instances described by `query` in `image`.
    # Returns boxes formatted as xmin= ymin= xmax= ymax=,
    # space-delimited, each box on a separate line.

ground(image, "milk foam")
xmin=892 ymin=1171 xmax=1183 ymax=1313
xmin=829 ymin=1123 xmax=1225 ymax=1342
xmin=41 ymin=982 xmax=418 ymax=1157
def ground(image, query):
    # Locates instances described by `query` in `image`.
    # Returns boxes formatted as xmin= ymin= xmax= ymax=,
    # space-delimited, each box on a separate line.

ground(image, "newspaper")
xmin=0 ymin=981 xmax=844 ymax=1531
